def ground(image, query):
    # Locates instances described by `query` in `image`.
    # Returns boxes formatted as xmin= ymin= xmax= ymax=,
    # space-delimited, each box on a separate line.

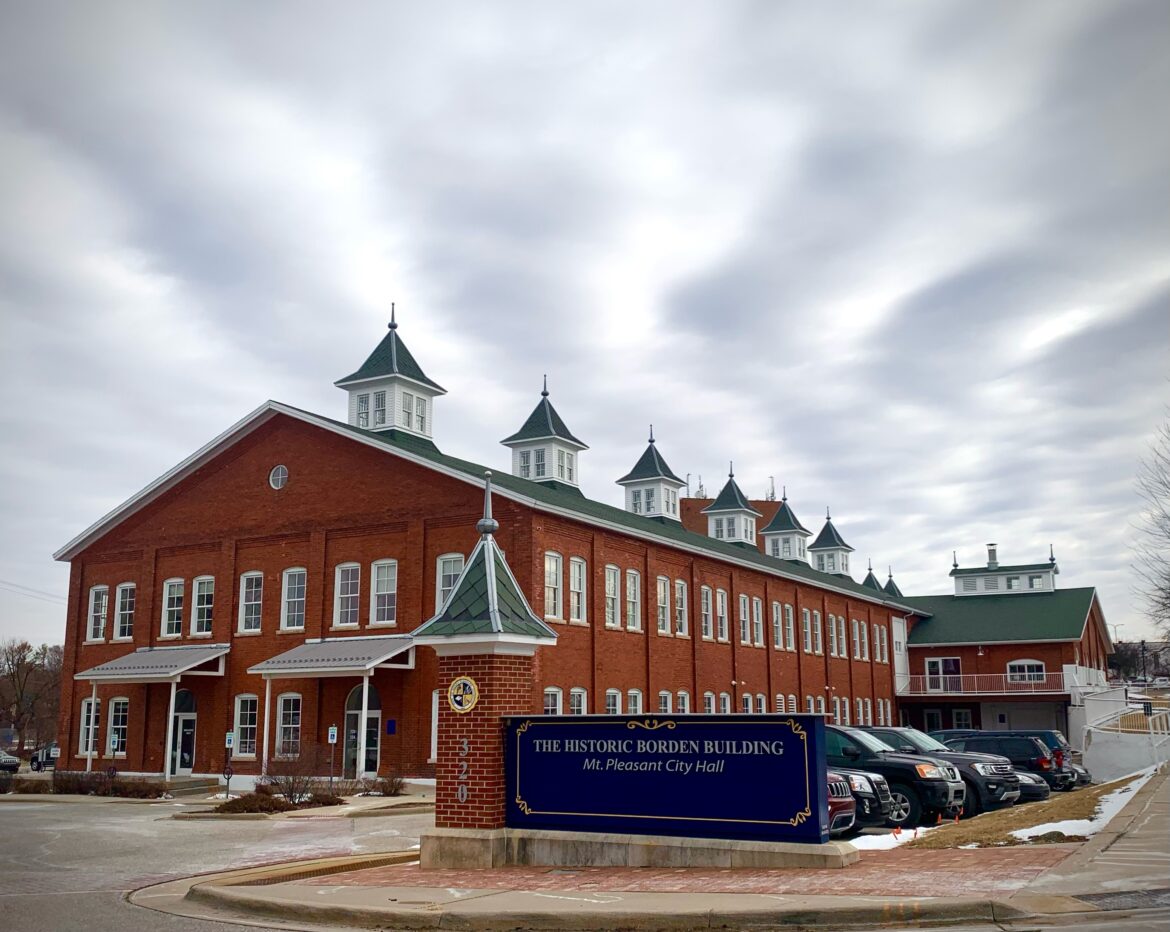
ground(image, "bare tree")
xmin=0 ymin=640 xmax=63 ymax=751
xmin=1136 ymin=421 xmax=1170 ymax=637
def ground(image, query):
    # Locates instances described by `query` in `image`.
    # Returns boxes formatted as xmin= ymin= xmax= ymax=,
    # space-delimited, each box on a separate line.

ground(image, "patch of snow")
xmin=1010 ymin=766 xmax=1156 ymax=842
xmin=849 ymin=826 xmax=934 ymax=850
xmin=204 ymin=792 xmax=240 ymax=800
xmin=406 ymin=778 xmax=436 ymax=787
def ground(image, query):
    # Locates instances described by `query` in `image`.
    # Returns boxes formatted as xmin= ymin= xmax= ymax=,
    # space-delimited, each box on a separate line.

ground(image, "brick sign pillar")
xmin=434 ymin=651 xmax=534 ymax=830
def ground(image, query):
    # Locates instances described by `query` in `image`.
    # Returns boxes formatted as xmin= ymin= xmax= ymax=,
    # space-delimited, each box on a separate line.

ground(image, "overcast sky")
xmin=1 ymin=1 xmax=1167 ymax=648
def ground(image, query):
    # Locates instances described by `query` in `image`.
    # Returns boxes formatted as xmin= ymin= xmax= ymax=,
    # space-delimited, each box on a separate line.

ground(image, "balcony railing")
xmin=896 ymin=672 xmax=1068 ymax=696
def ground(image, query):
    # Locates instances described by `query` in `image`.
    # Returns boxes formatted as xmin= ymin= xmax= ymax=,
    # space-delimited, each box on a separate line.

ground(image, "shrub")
xmin=370 ymin=774 xmax=406 ymax=797
xmin=253 ymin=781 xmax=275 ymax=797
xmin=0 ymin=773 xmax=11 ymax=794
xmin=216 ymin=792 xmax=295 ymax=814
xmin=49 ymin=771 xmax=167 ymax=798
xmin=52 ymin=771 xmax=110 ymax=795
xmin=13 ymin=777 xmax=51 ymax=794
xmin=109 ymin=778 xmax=168 ymax=799
xmin=308 ymin=792 xmax=344 ymax=807
xmin=262 ymin=754 xmax=326 ymax=804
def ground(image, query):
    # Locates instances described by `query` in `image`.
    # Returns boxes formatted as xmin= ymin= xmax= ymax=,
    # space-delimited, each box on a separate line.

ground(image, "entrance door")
xmin=926 ymin=657 xmax=962 ymax=693
xmin=171 ymin=714 xmax=196 ymax=776
xmin=892 ymin=617 xmax=909 ymax=692
xmin=342 ymin=683 xmax=381 ymax=779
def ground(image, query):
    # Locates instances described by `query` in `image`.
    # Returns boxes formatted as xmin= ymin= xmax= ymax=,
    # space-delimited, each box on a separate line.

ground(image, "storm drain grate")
xmin=1075 ymin=888 xmax=1170 ymax=911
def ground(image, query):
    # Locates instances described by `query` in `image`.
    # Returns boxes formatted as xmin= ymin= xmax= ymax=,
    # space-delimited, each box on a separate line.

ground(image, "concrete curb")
xmin=0 ymin=792 xmax=174 ymax=804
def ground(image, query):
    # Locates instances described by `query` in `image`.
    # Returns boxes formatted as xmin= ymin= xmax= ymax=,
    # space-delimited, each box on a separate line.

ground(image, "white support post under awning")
xmin=358 ymin=672 xmax=370 ymax=778
xmin=163 ymin=680 xmax=177 ymax=782
xmin=85 ymin=681 xmax=97 ymax=773
xmin=261 ymin=678 xmax=272 ymax=776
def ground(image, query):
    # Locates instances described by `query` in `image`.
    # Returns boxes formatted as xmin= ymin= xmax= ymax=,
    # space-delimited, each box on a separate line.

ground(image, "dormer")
xmin=616 ymin=426 xmax=686 ymax=521
xmin=334 ymin=307 xmax=446 ymax=441
xmin=759 ymin=488 xmax=810 ymax=562
xmin=950 ymin=543 xmax=1059 ymax=596
xmin=701 ymin=465 xmax=762 ymax=548
xmin=809 ymin=508 xmax=854 ymax=576
xmin=501 ymin=377 xmax=588 ymax=490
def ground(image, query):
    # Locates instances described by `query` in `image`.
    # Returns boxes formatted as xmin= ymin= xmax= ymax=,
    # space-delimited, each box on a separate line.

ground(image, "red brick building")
xmin=54 ymin=319 xmax=916 ymax=782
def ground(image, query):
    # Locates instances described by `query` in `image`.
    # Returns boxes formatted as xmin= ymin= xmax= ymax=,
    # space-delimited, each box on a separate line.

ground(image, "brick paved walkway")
xmin=303 ymin=846 xmax=1076 ymax=897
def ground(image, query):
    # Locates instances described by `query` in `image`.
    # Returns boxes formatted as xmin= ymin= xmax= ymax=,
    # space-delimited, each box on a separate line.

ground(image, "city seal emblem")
xmin=448 ymin=675 xmax=480 ymax=714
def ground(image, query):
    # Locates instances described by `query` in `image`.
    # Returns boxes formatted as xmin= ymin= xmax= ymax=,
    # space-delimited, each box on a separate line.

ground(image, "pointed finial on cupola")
xmin=541 ymin=374 xmax=549 ymax=398
xmin=782 ymin=485 xmax=788 ymax=502
xmin=388 ymin=301 xmax=397 ymax=330
xmin=826 ymin=506 xmax=831 ymax=520
xmin=888 ymin=565 xmax=894 ymax=579
xmin=952 ymin=550 xmax=958 ymax=569
xmin=648 ymin=424 xmax=655 ymax=444
xmin=1049 ymin=543 xmax=1056 ymax=565
xmin=476 ymin=471 xmax=499 ymax=537
xmin=729 ymin=461 xmax=734 ymax=478
xmin=868 ymin=558 xmax=873 ymax=572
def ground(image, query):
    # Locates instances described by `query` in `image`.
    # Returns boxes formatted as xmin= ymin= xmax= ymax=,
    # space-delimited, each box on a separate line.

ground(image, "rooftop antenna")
xmin=697 ymin=474 xmax=705 ymax=498
xmin=767 ymin=476 xmax=776 ymax=501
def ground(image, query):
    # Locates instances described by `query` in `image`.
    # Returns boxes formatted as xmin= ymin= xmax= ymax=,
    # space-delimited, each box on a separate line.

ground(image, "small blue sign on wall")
xmin=505 ymin=714 xmax=827 ymax=844
xmin=385 ymin=719 xmax=396 ymax=736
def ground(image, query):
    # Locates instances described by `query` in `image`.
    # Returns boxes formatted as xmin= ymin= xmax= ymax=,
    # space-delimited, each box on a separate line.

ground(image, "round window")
xmin=268 ymin=465 xmax=289 ymax=490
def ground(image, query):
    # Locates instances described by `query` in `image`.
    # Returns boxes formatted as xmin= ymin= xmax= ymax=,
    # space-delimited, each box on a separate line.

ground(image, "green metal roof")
xmin=335 ymin=323 xmax=446 ymax=392
xmin=950 ymin=563 xmax=1056 ymax=577
xmin=760 ymin=499 xmax=809 ymax=535
xmin=862 ymin=569 xmax=884 ymax=592
xmin=501 ymin=392 xmax=587 ymax=448
xmin=904 ymin=588 xmax=1096 ymax=645
xmin=883 ymin=574 xmax=904 ymax=598
xmin=617 ymin=440 xmax=683 ymax=484
xmin=701 ymin=474 xmax=762 ymax=516
xmin=810 ymin=517 xmax=853 ymax=552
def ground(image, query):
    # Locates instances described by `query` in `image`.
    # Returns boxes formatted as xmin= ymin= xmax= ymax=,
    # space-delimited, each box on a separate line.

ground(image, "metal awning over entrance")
xmin=74 ymin=643 xmax=230 ymax=682
xmin=247 ymin=635 xmax=415 ymax=679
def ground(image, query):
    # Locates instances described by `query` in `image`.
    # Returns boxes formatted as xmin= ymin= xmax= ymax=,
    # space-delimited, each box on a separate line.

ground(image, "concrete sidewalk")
xmin=134 ymin=766 xmax=1169 ymax=931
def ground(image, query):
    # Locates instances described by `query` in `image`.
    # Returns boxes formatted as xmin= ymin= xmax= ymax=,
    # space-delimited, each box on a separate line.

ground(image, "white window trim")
xmin=627 ymin=689 xmax=642 ymax=715
xmin=677 ymin=690 xmax=690 ymax=714
xmin=79 ymin=697 xmax=101 ymax=756
xmin=605 ymin=688 xmax=622 ymax=715
xmin=332 ymin=562 xmax=361 ymax=628
xmin=114 ymin=582 xmax=135 ymax=641
xmin=233 ymin=693 xmax=259 ymax=758
xmin=801 ymin=608 xmax=812 ymax=653
xmin=544 ymin=551 xmax=564 ymax=621
xmin=86 ymin=584 xmax=109 ymax=642
xmin=752 ymin=597 xmax=764 ymax=646
xmin=191 ymin=575 xmax=215 ymax=637
xmin=738 ymin=594 xmax=750 ymax=644
xmin=604 ymin=564 xmax=621 ymax=629
xmin=275 ymin=692 xmax=302 ymax=759
xmin=656 ymin=575 xmax=671 ymax=635
xmin=543 ymin=687 xmax=564 ymax=715
xmin=625 ymin=570 xmax=642 ymax=631
xmin=703 ymin=691 xmax=715 ymax=714
xmin=674 ymin=579 xmax=688 ymax=636
xmin=568 ymin=557 xmax=587 ymax=625
xmin=435 ymin=553 xmax=464 ymax=612
xmin=658 ymin=690 xmax=672 ymax=714
xmin=369 ymin=558 xmax=398 ymax=627
xmin=160 ymin=577 xmax=184 ymax=639
xmin=700 ymin=586 xmax=713 ymax=640
xmin=1006 ymin=658 xmax=1047 ymax=683
xmin=568 ymin=687 xmax=588 ymax=715
xmin=106 ymin=696 xmax=129 ymax=758
xmin=719 ymin=692 xmax=731 ymax=714
xmin=813 ymin=611 xmax=824 ymax=655
xmin=716 ymin=589 xmax=729 ymax=642
xmin=237 ymin=571 xmax=264 ymax=634
xmin=279 ymin=567 xmax=307 ymax=631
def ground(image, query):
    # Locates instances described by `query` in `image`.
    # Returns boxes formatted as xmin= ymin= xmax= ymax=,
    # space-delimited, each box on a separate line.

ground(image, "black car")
xmin=863 ymin=726 xmax=1020 ymax=817
xmin=942 ymin=734 xmax=1074 ymax=791
xmin=833 ymin=767 xmax=894 ymax=830
xmin=1014 ymin=769 xmax=1052 ymax=802
xmin=936 ymin=729 xmax=1082 ymax=788
xmin=825 ymin=725 xmax=965 ymax=827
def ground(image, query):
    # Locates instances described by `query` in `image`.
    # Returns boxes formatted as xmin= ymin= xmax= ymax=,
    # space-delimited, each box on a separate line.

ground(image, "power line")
xmin=0 ymin=578 xmax=67 ymax=602
xmin=0 ymin=583 xmax=67 ymax=605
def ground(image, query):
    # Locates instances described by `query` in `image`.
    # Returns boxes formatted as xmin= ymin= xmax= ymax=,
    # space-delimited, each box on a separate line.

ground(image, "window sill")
xmin=656 ymin=629 xmax=672 ymax=637
xmin=83 ymin=639 xmax=105 ymax=646
xmin=368 ymin=621 xmax=398 ymax=629
xmin=330 ymin=624 xmax=360 ymax=631
xmin=102 ymin=754 xmax=127 ymax=760
xmin=544 ymin=617 xmax=566 ymax=625
xmin=231 ymin=754 xmax=257 ymax=761
xmin=112 ymin=636 xmax=133 ymax=643
xmin=277 ymin=627 xmax=306 ymax=635
xmin=674 ymin=633 xmax=691 ymax=640
xmin=190 ymin=632 xmax=213 ymax=639
xmin=568 ymin=620 xmax=588 ymax=627
xmin=235 ymin=629 xmax=263 ymax=637
xmin=158 ymin=634 xmax=181 ymax=641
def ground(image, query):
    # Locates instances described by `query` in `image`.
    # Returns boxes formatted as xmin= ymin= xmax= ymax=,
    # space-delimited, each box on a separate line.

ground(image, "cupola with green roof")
xmin=861 ymin=560 xmax=883 ymax=592
xmin=700 ymin=465 xmax=762 ymax=548
xmin=335 ymin=306 xmax=446 ymax=442
xmin=809 ymin=507 xmax=854 ymax=576
xmin=883 ymin=568 xmax=904 ymax=598
xmin=616 ymin=426 xmax=685 ymax=522
xmin=501 ymin=377 xmax=588 ymax=491
xmin=760 ymin=487 xmax=810 ymax=562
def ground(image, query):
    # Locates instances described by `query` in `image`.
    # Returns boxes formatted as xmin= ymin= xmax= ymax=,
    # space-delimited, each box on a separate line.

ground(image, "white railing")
xmin=897 ymin=672 xmax=1068 ymax=696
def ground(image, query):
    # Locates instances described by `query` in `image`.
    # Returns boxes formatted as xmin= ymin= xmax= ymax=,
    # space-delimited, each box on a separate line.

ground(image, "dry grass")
xmin=905 ymin=774 xmax=1139 ymax=850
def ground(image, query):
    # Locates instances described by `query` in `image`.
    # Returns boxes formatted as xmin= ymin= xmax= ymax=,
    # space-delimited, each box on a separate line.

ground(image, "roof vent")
xmin=987 ymin=543 xmax=998 ymax=569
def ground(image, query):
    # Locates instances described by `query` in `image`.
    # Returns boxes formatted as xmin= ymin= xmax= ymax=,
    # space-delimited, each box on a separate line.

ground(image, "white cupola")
xmin=808 ymin=507 xmax=854 ymax=576
xmin=701 ymin=464 xmax=762 ymax=548
xmin=501 ymin=377 xmax=588 ymax=490
xmin=759 ymin=487 xmax=811 ymax=562
xmin=616 ymin=426 xmax=686 ymax=521
xmin=334 ymin=306 xmax=446 ymax=441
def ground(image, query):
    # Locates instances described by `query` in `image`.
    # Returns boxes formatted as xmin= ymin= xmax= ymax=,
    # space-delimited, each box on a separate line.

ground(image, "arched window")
xmin=676 ymin=691 xmax=690 ymax=714
xmin=741 ymin=694 xmax=752 ymax=714
xmin=718 ymin=692 xmax=731 ymax=714
xmin=346 ymin=683 xmax=382 ymax=712
xmin=1007 ymin=659 xmax=1046 ymax=683
xmin=703 ymin=691 xmax=715 ymax=714
xmin=627 ymin=689 xmax=642 ymax=714
xmin=543 ymin=687 xmax=563 ymax=715
xmin=756 ymin=693 xmax=766 ymax=713
xmin=605 ymin=689 xmax=622 ymax=715
xmin=658 ymin=690 xmax=672 ymax=713
xmin=568 ymin=687 xmax=587 ymax=715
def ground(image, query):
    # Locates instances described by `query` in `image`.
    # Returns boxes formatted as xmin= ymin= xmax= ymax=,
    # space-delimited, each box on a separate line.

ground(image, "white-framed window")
xmin=415 ymin=396 xmax=427 ymax=434
xmin=370 ymin=559 xmax=398 ymax=626
xmin=625 ymin=570 xmax=641 ymax=631
xmin=864 ymin=698 xmax=873 ymax=725
xmin=436 ymin=553 xmax=464 ymax=610
xmin=752 ymin=597 xmax=764 ymax=646
xmin=742 ymin=694 xmax=752 ymax=714
xmin=605 ymin=689 xmax=622 ymax=715
xmin=373 ymin=390 xmax=386 ymax=427
xmin=234 ymin=694 xmax=258 ymax=756
xmin=784 ymin=604 xmax=796 ymax=651
xmin=1028 ymin=575 xmax=1044 ymax=590
xmin=79 ymin=697 xmax=101 ymax=756
xmin=519 ymin=450 xmax=531 ymax=479
xmin=430 ymin=690 xmax=440 ymax=763
xmin=713 ymin=517 xmax=724 ymax=539
xmin=813 ymin=611 xmax=823 ymax=655
xmin=569 ymin=557 xmax=586 ymax=623
xmin=827 ymin=553 xmax=837 ymax=573
xmin=677 ymin=690 xmax=690 ymax=713
xmin=775 ymin=693 xmax=784 ymax=713
xmin=881 ymin=626 xmax=889 ymax=663
xmin=700 ymin=586 xmax=713 ymax=639
xmin=849 ymin=618 xmax=858 ymax=658
xmin=268 ymin=464 xmax=288 ymax=489
xmin=801 ymin=608 xmax=812 ymax=653
xmin=356 ymin=392 xmax=370 ymax=428
xmin=658 ymin=690 xmax=672 ymax=713
xmin=280 ymin=568 xmax=307 ymax=630
xmin=87 ymin=585 xmax=109 ymax=641
xmin=832 ymin=696 xmax=841 ymax=724
xmin=856 ymin=697 xmax=864 ymax=724
xmin=871 ymin=623 xmax=881 ymax=662
xmin=719 ymin=692 xmax=731 ymax=714
xmin=632 ymin=489 xmax=642 ymax=514
xmin=1007 ymin=659 xmax=1046 ymax=683
xmin=115 ymin=583 xmax=135 ymax=640
xmin=788 ymin=693 xmax=797 ymax=713
xmin=238 ymin=572 xmax=263 ymax=632
xmin=771 ymin=602 xmax=782 ymax=649
xmin=161 ymin=578 xmax=184 ymax=637
xmin=782 ymin=538 xmax=792 ymax=557
xmin=841 ymin=698 xmax=850 ymax=725
xmin=276 ymin=693 xmax=302 ymax=757
xmin=769 ymin=537 xmax=779 ymax=557
xmin=534 ymin=448 xmax=546 ymax=478
xmin=566 ymin=452 xmax=575 ymax=482
xmin=716 ymin=589 xmax=729 ymax=641
xmin=333 ymin=563 xmax=360 ymax=627
xmin=1006 ymin=575 xmax=1021 ymax=590
xmin=703 ymin=691 xmax=715 ymax=714
xmin=674 ymin=580 xmax=688 ymax=636
xmin=726 ymin=517 xmax=737 ymax=538
xmin=401 ymin=391 xmax=415 ymax=429
xmin=656 ymin=576 xmax=670 ymax=634
xmin=860 ymin=621 xmax=869 ymax=660
xmin=604 ymin=565 xmax=620 ymax=628
xmin=816 ymin=696 xmax=826 ymax=714
xmin=828 ymin=614 xmax=838 ymax=656
xmin=192 ymin=576 xmax=215 ymax=636
xmin=543 ymin=687 xmax=563 ymax=715
xmin=738 ymin=594 xmax=750 ymax=644
xmin=107 ymin=697 xmax=128 ymax=756
xmin=627 ymin=689 xmax=643 ymax=714
xmin=569 ymin=687 xmax=587 ymax=715
xmin=836 ymin=616 xmax=847 ymax=657
xmin=756 ymin=693 xmax=766 ymax=712
xmin=557 ymin=449 xmax=566 ymax=479
xmin=806 ymin=695 xmax=814 ymax=713
xmin=952 ymin=708 xmax=974 ymax=729
xmin=544 ymin=552 xmax=563 ymax=619
xmin=877 ymin=697 xmax=886 ymax=725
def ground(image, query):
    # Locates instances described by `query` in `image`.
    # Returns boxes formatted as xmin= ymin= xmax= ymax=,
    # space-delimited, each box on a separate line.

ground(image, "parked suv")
xmin=932 ymin=728 xmax=1082 ymax=788
xmin=942 ymin=734 xmax=1075 ymax=791
xmin=834 ymin=767 xmax=894 ymax=830
xmin=863 ymin=726 xmax=1020 ymax=817
xmin=29 ymin=743 xmax=58 ymax=772
xmin=827 ymin=771 xmax=857 ymax=836
xmin=825 ymin=725 xmax=965 ymax=826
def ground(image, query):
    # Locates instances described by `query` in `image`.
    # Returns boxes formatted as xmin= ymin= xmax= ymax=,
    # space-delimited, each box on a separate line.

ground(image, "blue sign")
xmin=505 ymin=714 xmax=827 ymax=843
xmin=385 ymin=719 xmax=396 ymax=735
